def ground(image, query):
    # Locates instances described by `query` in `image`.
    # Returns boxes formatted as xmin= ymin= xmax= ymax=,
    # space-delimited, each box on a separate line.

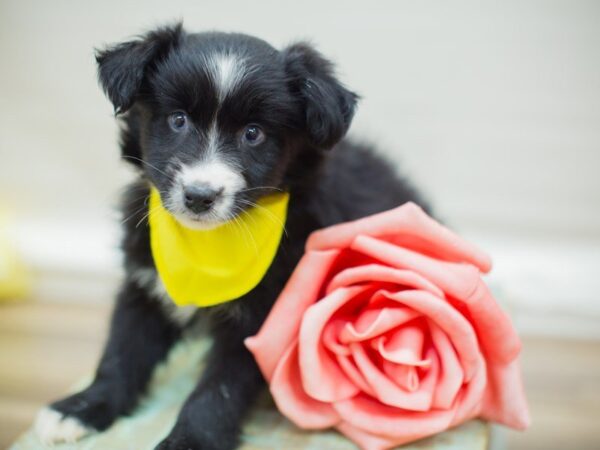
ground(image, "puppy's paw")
xmin=34 ymin=407 xmax=94 ymax=445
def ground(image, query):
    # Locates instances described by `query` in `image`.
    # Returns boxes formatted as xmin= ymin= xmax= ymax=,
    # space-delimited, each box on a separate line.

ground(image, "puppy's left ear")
xmin=282 ymin=43 xmax=359 ymax=150
xmin=95 ymin=23 xmax=183 ymax=114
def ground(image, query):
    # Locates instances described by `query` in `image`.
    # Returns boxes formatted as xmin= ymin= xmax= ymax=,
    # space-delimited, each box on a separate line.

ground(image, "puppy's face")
xmin=140 ymin=36 xmax=296 ymax=229
xmin=96 ymin=25 xmax=357 ymax=228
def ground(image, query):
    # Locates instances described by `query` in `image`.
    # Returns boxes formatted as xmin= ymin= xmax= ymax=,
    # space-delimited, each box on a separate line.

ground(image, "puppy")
xmin=35 ymin=23 xmax=429 ymax=450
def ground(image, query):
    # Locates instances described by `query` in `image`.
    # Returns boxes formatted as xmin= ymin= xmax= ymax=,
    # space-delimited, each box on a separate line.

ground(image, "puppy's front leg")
xmin=156 ymin=324 xmax=265 ymax=450
xmin=36 ymin=278 xmax=184 ymax=444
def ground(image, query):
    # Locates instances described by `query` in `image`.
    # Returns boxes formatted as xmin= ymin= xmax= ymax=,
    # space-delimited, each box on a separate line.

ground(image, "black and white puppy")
xmin=35 ymin=24 xmax=429 ymax=450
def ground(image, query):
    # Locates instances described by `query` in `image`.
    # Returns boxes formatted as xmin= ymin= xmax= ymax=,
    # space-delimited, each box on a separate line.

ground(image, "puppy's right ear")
xmin=95 ymin=23 xmax=183 ymax=114
xmin=282 ymin=42 xmax=358 ymax=150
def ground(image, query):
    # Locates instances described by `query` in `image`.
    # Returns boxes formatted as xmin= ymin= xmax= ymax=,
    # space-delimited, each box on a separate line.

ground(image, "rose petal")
xmin=350 ymin=235 xmax=521 ymax=364
xmin=339 ymin=307 xmax=421 ymax=344
xmin=350 ymin=343 xmax=437 ymax=411
xmin=307 ymin=202 xmax=492 ymax=273
xmin=270 ymin=342 xmax=341 ymax=429
xmin=375 ymin=289 xmax=480 ymax=382
xmin=335 ymin=351 xmax=488 ymax=443
xmin=463 ymin=279 xmax=522 ymax=363
xmin=350 ymin=235 xmax=481 ymax=301
xmin=333 ymin=348 xmax=486 ymax=444
xmin=322 ymin=319 xmax=351 ymax=356
xmin=428 ymin=321 xmax=464 ymax=409
xmin=381 ymin=360 xmax=420 ymax=392
xmin=375 ymin=324 xmax=430 ymax=367
xmin=245 ymin=249 xmax=341 ymax=379
xmin=450 ymin=351 xmax=488 ymax=426
xmin=336 ymin=354 xmax=376 ymax=397
xmin=299 ymin=286 xmax=372 ymax=402
xmin=481 ymin=359 xmax=531 ymax=430
xmin=333 ymin=393 xmax=454 ymax=439
xmin=326 ymin=264 xmax=444 ymax=298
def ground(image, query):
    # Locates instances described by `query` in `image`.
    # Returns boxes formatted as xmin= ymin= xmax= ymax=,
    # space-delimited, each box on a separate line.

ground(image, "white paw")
xmin=34 ymin=407 xmax=94 ymax=445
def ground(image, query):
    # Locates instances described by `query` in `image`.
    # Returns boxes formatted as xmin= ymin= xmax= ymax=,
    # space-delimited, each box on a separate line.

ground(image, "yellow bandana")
xmin=148 ymin=187 xmax=289 ymax=307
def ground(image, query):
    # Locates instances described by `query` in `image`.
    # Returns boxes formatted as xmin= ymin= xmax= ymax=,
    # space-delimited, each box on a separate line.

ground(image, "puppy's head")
xmin=96 ymin=24 xmax=357 ymax=229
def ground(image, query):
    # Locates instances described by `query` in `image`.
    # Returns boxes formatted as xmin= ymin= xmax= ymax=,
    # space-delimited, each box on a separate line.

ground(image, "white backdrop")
xmin=1 ymin=0 xmax=599 ymax=335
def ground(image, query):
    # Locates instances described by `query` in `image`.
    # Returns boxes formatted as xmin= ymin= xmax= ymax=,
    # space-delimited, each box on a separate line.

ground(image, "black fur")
xmin=96 ymin=24 xmax=184 ymax=114
xmin=47 ymin=23 xmax=429 ymax=450
xmin=282 ymin=42 xmax=358 ymax=149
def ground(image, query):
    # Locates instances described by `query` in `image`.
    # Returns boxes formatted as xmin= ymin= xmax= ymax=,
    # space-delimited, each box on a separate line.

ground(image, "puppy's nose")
xmin=183 ymin=184 xmax=223 ymax=213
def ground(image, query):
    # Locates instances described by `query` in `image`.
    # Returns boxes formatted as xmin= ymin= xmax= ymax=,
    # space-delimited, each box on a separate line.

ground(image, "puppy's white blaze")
xmin=205 ymin=121 xmax=221 ymax=158
xmin=130 ymin=267 xmax=197 ymax=325
xmin=209 ymin=53 xmax=246 ymax=101
xmin=35 ymin=407 xmax=94 ymax=445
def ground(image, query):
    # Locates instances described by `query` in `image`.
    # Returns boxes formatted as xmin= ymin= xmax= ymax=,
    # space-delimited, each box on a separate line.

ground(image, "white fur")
xmin=207 ymin=53 xmax=246 ymax=101
xmin=35 ymin=407 xmax=94 ymax=445
xmin=205 ymin=121 xmax=220 ymax=157
xmin=130 ymin=267 xmax=197 ymax=326
xmin=179 ymin=158 xmax=245 ymax=195
xmin=170 ymin=156 xmax=246 ymax=230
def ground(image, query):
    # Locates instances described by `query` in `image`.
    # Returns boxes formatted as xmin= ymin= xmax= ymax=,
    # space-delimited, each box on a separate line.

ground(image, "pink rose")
xmin=245 ymin=203 xmax=530 ymax=450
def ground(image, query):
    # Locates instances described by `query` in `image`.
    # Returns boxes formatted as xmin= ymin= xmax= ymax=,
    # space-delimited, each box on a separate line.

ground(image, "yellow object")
xmin=149 ymin=188 xmax=289 ymax=307
xmin=0 ymin=212 xmax=30 ymax=300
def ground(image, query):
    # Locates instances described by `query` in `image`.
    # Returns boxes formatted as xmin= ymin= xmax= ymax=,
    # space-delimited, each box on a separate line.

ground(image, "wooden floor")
xmin=0 ymin=300 xmax=599 ymax=450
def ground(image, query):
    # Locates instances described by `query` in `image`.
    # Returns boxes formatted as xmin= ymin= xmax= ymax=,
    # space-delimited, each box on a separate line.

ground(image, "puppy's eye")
xmin=242 ymin=125 xmax=265 ymax=146
xmin=168 ymin=112 xmax=188 ymax=131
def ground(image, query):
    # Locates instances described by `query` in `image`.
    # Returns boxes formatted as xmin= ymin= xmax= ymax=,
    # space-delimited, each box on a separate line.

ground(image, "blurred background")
xmin=0 ymin=0 xmax=599 ymax=449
